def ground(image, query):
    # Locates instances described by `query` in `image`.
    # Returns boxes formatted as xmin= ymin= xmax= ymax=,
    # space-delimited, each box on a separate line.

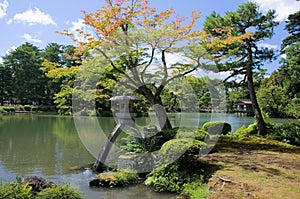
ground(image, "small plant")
xmin=36 ymin=184 xmax=82 ymax=199
xmin=145 ymin=164 xmax=187 ymax=193
xmin=182 ymin=180 xmax=210 ymax=199
xmin=0 ymin=181 xmax=33 ymax=199
xmin=112 ymin=169 xmax=139 ymax=185
xmin=96 ymin=169 xmax=139 ymax=187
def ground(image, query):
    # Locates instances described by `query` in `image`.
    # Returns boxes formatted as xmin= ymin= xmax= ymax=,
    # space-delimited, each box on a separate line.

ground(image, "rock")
xmin=89 ymin=172 xmax=115 ymax=187
xmin=22 ymin=176 xmax=54 ymax=194
xmin=89 ymin=177 xmax=102 ymax=187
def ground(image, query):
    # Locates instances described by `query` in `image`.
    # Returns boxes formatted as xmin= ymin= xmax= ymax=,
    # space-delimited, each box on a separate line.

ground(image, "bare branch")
xmin=141 ymin=47 xmax=155 ymax=83
xmin=98 ymin=49 xmax=138 ymax=87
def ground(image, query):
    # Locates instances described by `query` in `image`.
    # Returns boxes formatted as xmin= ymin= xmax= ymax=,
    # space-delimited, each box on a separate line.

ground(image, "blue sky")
xmin=0 ymin=0 xmax=299 ymax=74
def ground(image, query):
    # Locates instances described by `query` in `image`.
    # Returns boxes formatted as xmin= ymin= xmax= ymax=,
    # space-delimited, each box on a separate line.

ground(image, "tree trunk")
xmin=138 ymin=85 xmax=173 ymax=131
xmin=153 ymin=97 xmax=173 ymax=131
xmin=245 ymin=40 xmax=267 ymax=135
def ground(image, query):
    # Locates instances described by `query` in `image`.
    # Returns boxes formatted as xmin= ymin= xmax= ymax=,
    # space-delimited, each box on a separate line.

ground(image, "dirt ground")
xmin=201 ymin=136 xmax=300 ymax=199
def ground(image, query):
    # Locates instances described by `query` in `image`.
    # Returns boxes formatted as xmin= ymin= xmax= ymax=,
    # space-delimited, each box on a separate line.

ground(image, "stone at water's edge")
xmin=89 ymin=172 xmax=115 ymax=187
xmin=118 ymin=155 xmax=137 ymax=170
xmin=22 ymin=176 xmax=54 ymax=194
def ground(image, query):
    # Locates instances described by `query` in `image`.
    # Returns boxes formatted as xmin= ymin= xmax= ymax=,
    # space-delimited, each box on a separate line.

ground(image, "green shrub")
xmin=97 ymin=169 xmax=139 ymax=187
xmin=0 ymin=181 xmax=33 ymax=199
xmin=269 ymin=122 xmax=300 ymax=146
xmin=158 ymin=138 xmax=205 ymax=165
xmin=24 ymin=105 xmax=32 ymax=111
xmin=36 ymin=184 xmax=82 ymax=199
xmin=39 ymin=106 xmax=51 ymax=112
xmin=57 ymin=105 xmax=71 ymax=115
xmin=0 ymin=179 xmax=82 ymax=199
xmin=2 ymin=106 xmax=11 ymax=112
xmin=145 ymin=164 xmax=187 ymax=193
xmin=175 ymin=128 xmax=208 ymax=141
xmin=0 ymin=107 xmax=6 ymax=113
xmin=111 ymin=169 xmax=139 ymax=186
xmin=202 ymin=121 xmax=232 ymax=135
xmin=182 ymin=180 xmax=210 ymax=199
xmin=31 ymin=106 xmax=39 ymax=112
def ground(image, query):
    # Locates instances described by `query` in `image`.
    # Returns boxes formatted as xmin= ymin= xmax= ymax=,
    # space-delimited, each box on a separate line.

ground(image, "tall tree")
xmin=203 ymin=2 xmax=278 ymax=135
xmin=280 ymin=10 xmax=300 ymax=98
xmin=3 ymin=42 xmax=47 ymax=104
xmin=0 ymin=63 xmax=13 ymax=105
xmin=41 ymin=43 xmax=81 ymax=106
xmin=62 ymin=0 xmax=242 ymax=131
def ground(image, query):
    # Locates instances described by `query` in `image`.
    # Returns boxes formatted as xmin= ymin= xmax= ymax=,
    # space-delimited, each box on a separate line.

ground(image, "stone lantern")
xmin=94 ymin=94 xmax=141 ymax=172
xmin=110 ymin=95 xmax=140 ymax=125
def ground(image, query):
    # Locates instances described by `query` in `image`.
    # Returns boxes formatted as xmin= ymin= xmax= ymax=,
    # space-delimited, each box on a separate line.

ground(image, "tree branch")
xmin=141 ymin=47 xmax=155 ymax=84
xmin=98 ymin=49 xmax=138 ymax=87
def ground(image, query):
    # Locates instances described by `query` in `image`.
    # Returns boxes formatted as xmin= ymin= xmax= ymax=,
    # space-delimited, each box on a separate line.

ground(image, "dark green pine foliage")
xmin=203 ymin=2 xmax=278 ymax=135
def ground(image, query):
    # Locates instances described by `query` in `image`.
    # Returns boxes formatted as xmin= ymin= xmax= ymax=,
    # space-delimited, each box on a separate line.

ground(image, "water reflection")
xmin=0 ymin=113 xmax=294 ymax=198
xmin=0 ymin=114 xmax=94 ymax=177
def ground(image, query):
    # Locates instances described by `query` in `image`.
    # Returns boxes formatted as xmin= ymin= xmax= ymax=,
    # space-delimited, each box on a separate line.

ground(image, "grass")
xmin=199 ymin=136 xmax=300 ymax=199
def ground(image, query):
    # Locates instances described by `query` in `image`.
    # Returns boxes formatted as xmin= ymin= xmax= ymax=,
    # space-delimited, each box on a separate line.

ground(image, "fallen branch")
xmin=215 ymin=175 xmax=238 ymax=184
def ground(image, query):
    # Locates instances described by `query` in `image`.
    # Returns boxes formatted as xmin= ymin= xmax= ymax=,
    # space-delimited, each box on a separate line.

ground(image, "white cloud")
xmin=252 ymin=0 xmax=300 ymax=21
xmin=68 ymin=18 xmax=93 ymax=43
xmin=0 ymin=0 xmax=8 ymax=19
xmin=257 ymin=43 xmax=278 ymax=49
xmin=6 ymin=46 xmax=16 ymax=54
xmin=0 ymin=57 xmax=3 ymax=64
xmin=280 ymin=54 xmax=287 ymax=59
xmin=7 ymin=8 xmax=56 ymax=26
xmin=22 ymin=33 xmax=42 ymax=43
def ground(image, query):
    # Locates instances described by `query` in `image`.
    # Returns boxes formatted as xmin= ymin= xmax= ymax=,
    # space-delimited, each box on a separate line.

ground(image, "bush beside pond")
xmin=201 ymin=121 xmax=232 ymax=135
xmin=269 ymin=122 xmax=300 ymax=146
xmin=0 ymin=177 xmax=82 ymax=199
xmin=89 ymin=169 xmax=139 ymax=187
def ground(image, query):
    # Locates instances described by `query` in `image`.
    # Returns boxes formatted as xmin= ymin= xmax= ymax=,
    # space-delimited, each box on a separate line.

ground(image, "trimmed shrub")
xmin=31 ymin=106 xmax=39 ymax=112
xmin=202 ymin=121 xmax=232 ymax=135
xmin=158 ymin=138 xmax=205 ymax=165
xmin=176 ymin=128 xmax=208 ymax=141
xmin=2 ymin=106 xmax=11 ymax=112
xmin=0 ymin=107 xmax=6 ymax=113
xmin=24 ymin=105 xmax=32 ymax=112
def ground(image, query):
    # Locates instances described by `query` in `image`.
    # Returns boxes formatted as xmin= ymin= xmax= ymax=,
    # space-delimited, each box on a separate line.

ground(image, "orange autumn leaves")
xmin=62 ymin=0 xmax=250 ymax=61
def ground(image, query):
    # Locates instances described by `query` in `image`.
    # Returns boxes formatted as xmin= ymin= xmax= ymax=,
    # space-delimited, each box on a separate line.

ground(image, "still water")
xmin=0 ymin=113 xmax=294 ymax=198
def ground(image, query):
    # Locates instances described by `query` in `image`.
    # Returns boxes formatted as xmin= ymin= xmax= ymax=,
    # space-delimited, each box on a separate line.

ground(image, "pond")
xmin=0 ymin=113 xmax=294 ymax=198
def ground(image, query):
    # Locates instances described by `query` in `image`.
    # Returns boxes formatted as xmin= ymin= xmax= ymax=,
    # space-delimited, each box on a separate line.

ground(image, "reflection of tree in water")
xmin=0 ymin=115 xmax=93 ymax=177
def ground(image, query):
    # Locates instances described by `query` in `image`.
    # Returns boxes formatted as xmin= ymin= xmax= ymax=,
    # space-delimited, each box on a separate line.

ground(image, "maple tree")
xmin=63 ymin=0 xmax=244 ymax=131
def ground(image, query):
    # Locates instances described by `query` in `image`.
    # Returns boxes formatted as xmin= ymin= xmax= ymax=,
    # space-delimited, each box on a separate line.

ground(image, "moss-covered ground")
xmin=198 ymin=136 xmax=300 ymax=199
